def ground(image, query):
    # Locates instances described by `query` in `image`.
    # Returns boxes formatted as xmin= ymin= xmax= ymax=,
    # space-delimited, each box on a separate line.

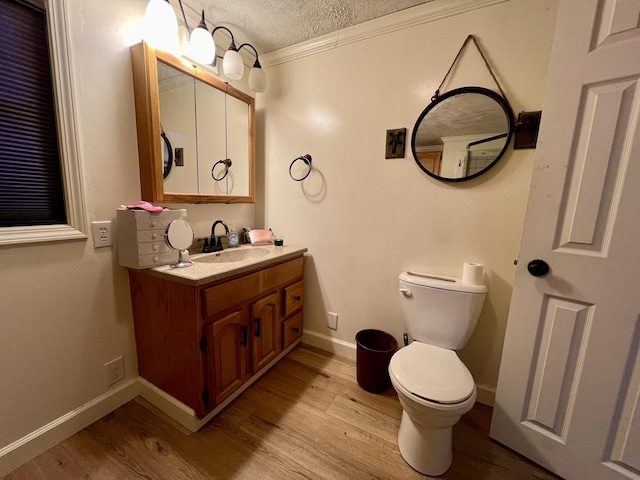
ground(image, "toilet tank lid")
xmin=400 ymin=271 xmax=487 ymax=294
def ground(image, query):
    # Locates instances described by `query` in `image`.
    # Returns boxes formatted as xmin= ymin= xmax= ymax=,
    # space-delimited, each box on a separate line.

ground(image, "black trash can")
xmin=355 ymin=329 xmax=398 ymax=393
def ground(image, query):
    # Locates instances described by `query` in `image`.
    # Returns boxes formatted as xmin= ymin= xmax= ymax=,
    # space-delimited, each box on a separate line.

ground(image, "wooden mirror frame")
xmin=130 ymin=41 xmax=255 ymax=203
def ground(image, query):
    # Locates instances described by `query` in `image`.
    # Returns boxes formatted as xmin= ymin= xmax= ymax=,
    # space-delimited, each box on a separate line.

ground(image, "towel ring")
xmin=212 ymin=158 xmax=232 ymax=181
xmin=289 ymin=154 xmax=312 ymax=181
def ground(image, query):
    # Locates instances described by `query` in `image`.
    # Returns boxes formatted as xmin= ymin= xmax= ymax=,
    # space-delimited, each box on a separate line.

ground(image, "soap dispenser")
xmin=227 ymin=225 xmax=240 ymax=248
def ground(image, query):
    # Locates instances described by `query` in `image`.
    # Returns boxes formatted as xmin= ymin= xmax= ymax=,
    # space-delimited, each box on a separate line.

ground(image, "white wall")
xmin=0 ymin=0 xmax=253 ymax=472
xmin=258 ymin=0 xmax=559 ymax=403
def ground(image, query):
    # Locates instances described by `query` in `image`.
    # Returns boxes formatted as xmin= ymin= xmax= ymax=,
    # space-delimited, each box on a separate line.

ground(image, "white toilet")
xmin=389 ymin=271 xmax=487 ymax=476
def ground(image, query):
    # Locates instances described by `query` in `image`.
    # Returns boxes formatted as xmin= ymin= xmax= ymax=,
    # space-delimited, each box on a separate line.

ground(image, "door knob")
xmin=527 ymin=259 xmax=550 ymax=277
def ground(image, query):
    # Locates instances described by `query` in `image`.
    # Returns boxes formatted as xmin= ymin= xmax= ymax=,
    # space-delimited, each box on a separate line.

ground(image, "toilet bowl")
xmin=390 ymin=271 xmax=486 ymax=476
xmin=389 ymin=342 xmax=476 ymax=476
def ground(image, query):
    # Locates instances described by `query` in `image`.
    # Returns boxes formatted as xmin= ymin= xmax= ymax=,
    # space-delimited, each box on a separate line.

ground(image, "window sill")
xmin=0 ymin=225 xmax=88 ymax=246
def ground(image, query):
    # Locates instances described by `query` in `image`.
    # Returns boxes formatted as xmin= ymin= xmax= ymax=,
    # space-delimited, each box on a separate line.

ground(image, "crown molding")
xmin=261 ymin=0 xmax=509 ymax=68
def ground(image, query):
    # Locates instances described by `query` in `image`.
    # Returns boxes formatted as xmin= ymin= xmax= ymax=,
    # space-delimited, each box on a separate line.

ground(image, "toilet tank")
xmin=398 ymin=272 xmax=487 ymax=350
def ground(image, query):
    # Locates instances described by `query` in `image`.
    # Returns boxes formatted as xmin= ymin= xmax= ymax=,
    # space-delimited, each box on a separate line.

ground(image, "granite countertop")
xmin=142 ymin=244 xmax=308 ymax=286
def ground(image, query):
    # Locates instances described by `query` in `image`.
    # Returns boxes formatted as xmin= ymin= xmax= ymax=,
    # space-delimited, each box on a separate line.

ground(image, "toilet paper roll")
xmin=462 ymin=262 xmax=484 ymax=285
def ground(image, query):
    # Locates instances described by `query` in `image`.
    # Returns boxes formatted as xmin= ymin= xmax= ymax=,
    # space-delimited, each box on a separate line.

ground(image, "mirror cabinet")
xmin=131 ymin=42 xmax=255 ymax=203
xmin=411 ymin=87 xmax=514 ymax=182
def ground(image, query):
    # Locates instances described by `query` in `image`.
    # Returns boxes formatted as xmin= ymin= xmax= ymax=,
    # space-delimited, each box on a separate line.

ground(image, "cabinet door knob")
xmin=294 ymin=295 xmax=301 ymax=301
xmin=254 ymin=318 xmax=261 ymax=337
xmin=292 ymin=327 xmax=300 ymax=333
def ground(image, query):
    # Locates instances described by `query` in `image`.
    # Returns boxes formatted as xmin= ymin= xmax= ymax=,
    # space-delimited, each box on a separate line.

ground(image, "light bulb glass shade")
xmin=189 ymin=26 xmax=215 ymax=64
xmin=142 ymin=0 xmax=179 ymax=54
xmin=248 ymin=66 xmax=266 ymax=93
xmin=222 ymin=49 xmax=244 ymax=80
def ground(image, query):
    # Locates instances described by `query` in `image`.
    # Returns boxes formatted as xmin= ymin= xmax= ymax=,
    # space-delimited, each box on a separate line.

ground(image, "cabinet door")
xmin=206 ymin=309 xmax=249 ymax=406
xmin=250 ymin=292 xmax=280 ymax=372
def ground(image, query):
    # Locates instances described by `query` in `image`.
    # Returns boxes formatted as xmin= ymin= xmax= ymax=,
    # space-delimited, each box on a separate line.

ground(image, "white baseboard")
xmin=302 ymin=330 xmax=357 ymax=360
xmin=1 ymin=341 xmax=497 ymax=477
xmin=0 ymin=378 xmax=141 ymax=477
xmin=476 ymin=383 xmax=496 ymax=406
xmin=139 ymin=339 xmax=303 ymax=433
xmin=302 ymin=331 xmax=497 ymax=407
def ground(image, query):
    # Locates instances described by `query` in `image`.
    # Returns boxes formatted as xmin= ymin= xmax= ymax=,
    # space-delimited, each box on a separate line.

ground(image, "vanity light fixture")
xmin=211 ymin=26 xmax=244 ymax=80
xmin=142 ymin=0 xmax=179 ymax=54
xmin=188 ymin=10 xmax=215 ymax=65
xmin=238 ymin=43 xmax=266 ymax=93
xmin=142 ymin=0 xmax=266 ymax=92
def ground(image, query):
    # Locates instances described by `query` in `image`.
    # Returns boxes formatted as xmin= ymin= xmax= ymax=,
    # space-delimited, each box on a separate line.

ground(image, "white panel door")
xmin=490 ymin=1 xmax=640 ymax=479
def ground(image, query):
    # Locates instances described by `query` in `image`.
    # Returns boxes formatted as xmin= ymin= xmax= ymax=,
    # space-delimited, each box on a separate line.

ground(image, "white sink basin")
xmin=193 ymin=247 xmax=271 ymax=264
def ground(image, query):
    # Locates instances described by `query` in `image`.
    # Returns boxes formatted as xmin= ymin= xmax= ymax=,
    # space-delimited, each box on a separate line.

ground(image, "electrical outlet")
xmin=105 ymin=356 xmax=125 ymax=386
xmin=91 ymin=220 xmax=113 ymax=247
xmin=328 ymin=312 xmax=338 ymax=330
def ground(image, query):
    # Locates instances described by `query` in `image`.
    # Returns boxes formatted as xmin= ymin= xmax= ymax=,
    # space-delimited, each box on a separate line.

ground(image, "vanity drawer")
xmin=202 ymin=257 xmax=304 ymax=319
xmin=203 ymin=271 xmax=262 ymax=318
xmin=283 ymin=280 xmax=304 ymax=317
xmin=282 ymin=311 xmax=303 ymax=349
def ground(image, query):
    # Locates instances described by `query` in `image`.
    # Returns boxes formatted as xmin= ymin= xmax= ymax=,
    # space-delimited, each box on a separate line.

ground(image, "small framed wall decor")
xmin=514 ymin=111 xmax=542 ymax=149
xmin=385 ymin=128 xmax=406 ymax=159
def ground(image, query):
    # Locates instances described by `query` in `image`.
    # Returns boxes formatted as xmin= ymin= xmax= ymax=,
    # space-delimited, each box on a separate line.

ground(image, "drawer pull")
xmin=292 ymin=327 xmax=300 ymax=333
xmin=240 ymin=326 xmax=247 ymax=346
xmin=254 ymin=318 xmax=261 ymax=337
xmin=294 ymin=295 xmax=301 ymax=301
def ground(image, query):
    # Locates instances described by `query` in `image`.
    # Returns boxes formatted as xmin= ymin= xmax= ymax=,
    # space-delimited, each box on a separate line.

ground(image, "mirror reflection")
xmin=157 ymin=61 xmax=197 ymax=193
xmin=158 ymin=60 xmax=250 ymax=196
xmin=411 ymin=87 xmax=513 ymax=181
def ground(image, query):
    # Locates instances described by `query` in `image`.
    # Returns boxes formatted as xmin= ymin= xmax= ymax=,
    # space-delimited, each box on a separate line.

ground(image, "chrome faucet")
xmin=208 ymin=220 xmax=229 ymax=252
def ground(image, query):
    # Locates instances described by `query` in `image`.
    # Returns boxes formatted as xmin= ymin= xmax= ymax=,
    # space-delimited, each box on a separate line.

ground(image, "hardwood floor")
xmin=4 ymin=345 xmax=559 ymax=479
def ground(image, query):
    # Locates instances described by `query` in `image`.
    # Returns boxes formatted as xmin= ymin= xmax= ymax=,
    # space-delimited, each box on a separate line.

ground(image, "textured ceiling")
xmin=179 ymin=0 xmax=434 ymax=54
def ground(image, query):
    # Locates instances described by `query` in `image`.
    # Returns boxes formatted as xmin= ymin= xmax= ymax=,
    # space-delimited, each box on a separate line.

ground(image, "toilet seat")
xmin=389 ymin=342 xmax=474 ymax=404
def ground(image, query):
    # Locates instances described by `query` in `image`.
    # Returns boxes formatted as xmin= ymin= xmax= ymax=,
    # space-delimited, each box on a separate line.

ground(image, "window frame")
xmin=0 ymin=0 xmax=87 ymax=246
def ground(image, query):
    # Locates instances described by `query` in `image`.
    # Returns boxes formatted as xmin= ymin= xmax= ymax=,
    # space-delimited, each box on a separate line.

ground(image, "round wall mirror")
xmin=411 ymin=87 xmax=514 ymax=182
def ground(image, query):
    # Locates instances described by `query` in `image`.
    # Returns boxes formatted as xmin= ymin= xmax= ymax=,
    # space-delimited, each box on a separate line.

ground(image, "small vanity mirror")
xmin=165 ymin=219 xmax=194 ymax=268
xmin=131 ymin=42 xmax=255 ymax=204
xmin=411 ymin=87 xmax=514 ymax=182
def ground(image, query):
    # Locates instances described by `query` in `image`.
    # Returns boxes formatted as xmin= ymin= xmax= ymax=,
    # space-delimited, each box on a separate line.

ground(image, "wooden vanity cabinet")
xmin=129 ymin=256 xmax=304 ymax=419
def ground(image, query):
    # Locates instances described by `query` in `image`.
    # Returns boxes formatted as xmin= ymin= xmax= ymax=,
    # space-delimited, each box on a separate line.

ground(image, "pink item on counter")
xmin=248 ymin=229 xmax=274 ymax=246
xmin=126 ymin=201 xmax=168 ymax=212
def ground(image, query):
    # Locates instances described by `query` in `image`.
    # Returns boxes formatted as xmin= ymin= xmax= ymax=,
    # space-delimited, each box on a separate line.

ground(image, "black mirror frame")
xmin=411 ymin=86 xmax=515 ymax=182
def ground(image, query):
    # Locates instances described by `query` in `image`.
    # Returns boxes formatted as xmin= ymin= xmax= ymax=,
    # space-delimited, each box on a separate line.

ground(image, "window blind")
xmin=0 ymin=0 xmax=67 ymax=227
